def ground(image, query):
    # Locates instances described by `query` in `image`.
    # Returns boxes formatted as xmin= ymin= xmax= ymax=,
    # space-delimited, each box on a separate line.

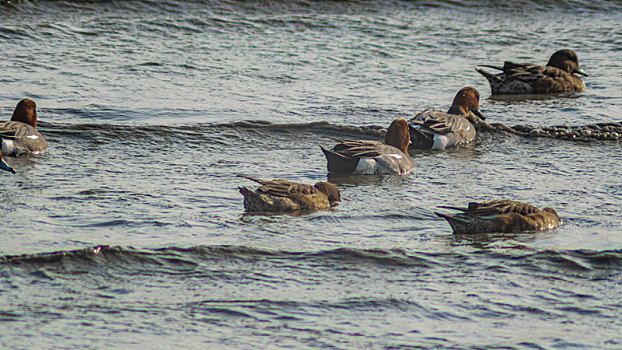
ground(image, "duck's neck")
xmin=446 ymin=105 xmax=466 ymax=116
xmin=11 ymin=111 xmax=36 ymax=127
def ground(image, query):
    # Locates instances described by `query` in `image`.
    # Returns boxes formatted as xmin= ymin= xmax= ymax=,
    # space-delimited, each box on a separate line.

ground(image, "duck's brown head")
xmin=314 ymin=181 xmax=341 ymax=204
xmin=11 ymin=98 xmax=38 ymax=128
xmin=447 ymin=87 xmax=485 ymax=120
xmin=384 ymin=118 xmax=411 ymax=154
xmin=547 ymin=49 xmax=589 ymax=77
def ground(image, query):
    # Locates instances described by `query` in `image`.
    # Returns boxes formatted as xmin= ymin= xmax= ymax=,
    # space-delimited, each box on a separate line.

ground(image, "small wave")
xmin=3 ymin=245 xmax=622 ymax=274
xmin=187 ymin=296 xmax=425 ymax=313
xmin=37 ymin=120 xmax=387 ymax=148
xmin=0 ymin=245 xmax=440 ymax=271
xmin=3 ymin=0 xmax=621 ymax=13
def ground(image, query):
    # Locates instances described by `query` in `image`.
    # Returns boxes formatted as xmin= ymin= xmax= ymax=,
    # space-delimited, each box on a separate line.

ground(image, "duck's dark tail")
xmin=408 ymin=124 xmax=435 ymax=150
xmin=475 ymin=66 xmax=501 ymax=83
xmin=238 ymin=186 xmax=269 ymax=212
xmin=237 ymin=174 xmax=271 ymax=186
xmin=320 ymin=145 xmax=359 ymax=174
xmin=435 ymin=211 xmax=469 ymax=234
xmin=477 ymin=64 xmax=504 ymax=71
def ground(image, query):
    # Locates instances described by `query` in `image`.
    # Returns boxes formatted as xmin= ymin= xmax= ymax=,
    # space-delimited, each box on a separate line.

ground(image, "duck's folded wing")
xmin=0 ymin=129 xmax=16 ymax=138
xmin=0 ymin=121 xmax=35 ymax=137
xmin=330 ymin=139 xmax=387 ymax=158
xmin=261 ymin=180 xmax=317 ymax=197
xmin=238 ymin=175 xmax=316 ymax=197
xmin=467 ymin=200 xmax=540 ymax=216
xmin=409 ymin=110 xmax=470 ymax=135
xmin=0 ymin=121 xmax=47 ymax=154
xmin=0 ymin=124 xmax=17 ymax=137
xmin=504 ymin=62 xmax=568 ymax=81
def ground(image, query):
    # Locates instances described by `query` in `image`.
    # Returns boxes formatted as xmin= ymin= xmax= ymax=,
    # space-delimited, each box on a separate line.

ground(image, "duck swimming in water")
xmin=320 ymin=118 xmax=413 ymax=175
xmin=238 ymin=175 xmax=340 ymax=212
xmin=1 ymin=98 xmax=48 ymax=156
xmin=436 ymin=199 xmax=560 ymax=234
xmin=476 ymin=49 xmax=588 ymax=95
xmin=408 ymin=87 xmax=485 ymax=150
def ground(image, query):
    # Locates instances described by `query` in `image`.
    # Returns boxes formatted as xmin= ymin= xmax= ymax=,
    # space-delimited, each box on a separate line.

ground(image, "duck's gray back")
xmin=0 ymin=121 xmax=48 ymax=155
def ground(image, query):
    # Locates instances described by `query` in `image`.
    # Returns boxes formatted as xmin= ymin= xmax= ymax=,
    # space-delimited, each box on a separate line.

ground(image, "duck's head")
xmin=547 ymin=49 xmax=589 ymax=77
xmin=314 ymin=181 xmax=341 ymax=204
xmin=543 ymin=207 xmax=559 ymax=217
xmin=384 ymin=118 xmax=411 ymax=154
xmin=447 ymin=87 xmax=485 ymax=120
xmin=0 ymin=141 xmax=16 ymax=174
xmin=11 ymin=98 xmax=38 ymax=128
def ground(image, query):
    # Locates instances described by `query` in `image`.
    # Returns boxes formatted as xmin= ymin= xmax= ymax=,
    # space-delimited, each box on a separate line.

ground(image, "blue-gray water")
xmin=1 ymin=0 xmax=621 ymax=348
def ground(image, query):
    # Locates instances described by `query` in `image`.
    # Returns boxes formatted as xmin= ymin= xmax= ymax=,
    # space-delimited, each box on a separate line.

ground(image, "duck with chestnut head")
xmin=408 ymin=87 xmax=485 ymax=150
xmin=1 ymin=98 xmax=48 ymax=156
xmin=320 ymin=118 xmax=413 ymax=176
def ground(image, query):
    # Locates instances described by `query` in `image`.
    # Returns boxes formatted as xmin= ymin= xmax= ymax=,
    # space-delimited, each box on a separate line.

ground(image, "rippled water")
xmin=1 ymin=0 xmax=621 ymax=348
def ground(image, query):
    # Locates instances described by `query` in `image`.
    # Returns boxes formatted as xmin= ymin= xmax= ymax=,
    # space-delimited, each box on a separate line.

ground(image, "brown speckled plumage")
xmin=436 ymin=199 xmax=560 ymax=234
xmin=238 ymin=175 xmax=340 ymax=213
xmin=476 ymin=49 xmax=588 ymax=95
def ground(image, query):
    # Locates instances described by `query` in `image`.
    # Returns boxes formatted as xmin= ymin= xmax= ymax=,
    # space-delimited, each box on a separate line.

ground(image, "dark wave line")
xmin=37 ymin=120 xmax=386 ymax=146
xmin=3 ymin=0 xmax=621 ymax=12
xmin=2 ymin=245 xmax=622 ymax=272
xmin=186 ymin=296 xmax=440 ymax=314
xmin=38 ymin=117 xmax=622 ymax=148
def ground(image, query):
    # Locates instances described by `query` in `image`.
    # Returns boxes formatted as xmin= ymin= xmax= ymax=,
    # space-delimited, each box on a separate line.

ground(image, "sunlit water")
xmin=1 ymin=1 xmax=621 ymax=348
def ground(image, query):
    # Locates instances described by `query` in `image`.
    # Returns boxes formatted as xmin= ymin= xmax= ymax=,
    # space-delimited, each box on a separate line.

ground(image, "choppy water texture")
xmin=1 ymin=0 xmax=622 ymax=348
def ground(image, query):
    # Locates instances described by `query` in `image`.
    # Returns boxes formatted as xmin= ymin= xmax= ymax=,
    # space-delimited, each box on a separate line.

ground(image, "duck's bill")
xmin=473 ymin=109 xmax=485 ymax=120
xmin=576 ymin=68 xmax=589 ymax=77
xmin=1 ymin=158 xmax=16 ymax=174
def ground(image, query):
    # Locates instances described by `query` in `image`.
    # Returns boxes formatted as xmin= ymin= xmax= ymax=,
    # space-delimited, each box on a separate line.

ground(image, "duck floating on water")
xmin=238 ymin=175 xmax=340 ymax=212
xmin=476 ymin=49 xmax=588 ymax=95
xmin=1 ymin=98 xmax=48 ymax=156
xmin=436 ymin=199 xmax=560 ymax=234
xmin=320 ymin=118 xmax=413 ymax=175
xmin=408 ymin=87 xmax=485 ymax=150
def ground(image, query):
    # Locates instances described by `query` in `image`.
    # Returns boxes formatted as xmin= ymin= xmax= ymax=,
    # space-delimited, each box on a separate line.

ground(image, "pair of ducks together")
xmin=240 ymin=49 xmax=588 ymax=234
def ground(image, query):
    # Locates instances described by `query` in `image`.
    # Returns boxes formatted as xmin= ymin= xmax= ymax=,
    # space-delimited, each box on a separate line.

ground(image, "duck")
xmin=435 ymin=199 xmax=560 ymax=234
xmin=0 ymin=141 xmax=16 ymax=173
xmin=320 ymin=118 xmax=413 ymax=175
xmin=476 ymin=49 xmax=588 ymax=95
xmin=408 ymin=87 xmax=485 ymax=150
xmin=238 ymin=175 xmax=341 ymax=212
xmin=0 ymin=98 xmax=48 ymax=156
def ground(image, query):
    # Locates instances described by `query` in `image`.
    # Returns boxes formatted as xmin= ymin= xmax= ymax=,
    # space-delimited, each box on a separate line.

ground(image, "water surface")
xmin=1 ymin=0 xmax=621 ymax=348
